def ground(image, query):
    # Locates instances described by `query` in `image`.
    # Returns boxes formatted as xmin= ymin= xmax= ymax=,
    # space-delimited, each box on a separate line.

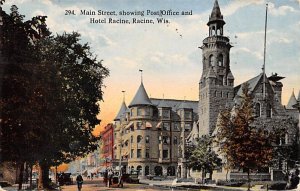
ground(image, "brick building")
xmin=100 ymin=123 xmax=114 ymax=169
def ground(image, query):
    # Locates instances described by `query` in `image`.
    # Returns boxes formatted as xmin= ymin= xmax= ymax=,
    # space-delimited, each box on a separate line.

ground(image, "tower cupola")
xmin=208 ymin=0 xmax=225 ymax=36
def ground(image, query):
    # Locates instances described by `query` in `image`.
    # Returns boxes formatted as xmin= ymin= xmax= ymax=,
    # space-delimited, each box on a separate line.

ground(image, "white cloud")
xmin=222 ymin=0 xmax=264 ymax=16
xmin=268 ymin=3 xmax=295 ymax=16
xmin=234 ymin=47 xmax=263 ymax=60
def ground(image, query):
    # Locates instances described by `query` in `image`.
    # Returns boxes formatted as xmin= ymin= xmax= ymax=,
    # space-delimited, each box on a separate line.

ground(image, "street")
xmin=60 ymin=178 xmax=200 ymax=191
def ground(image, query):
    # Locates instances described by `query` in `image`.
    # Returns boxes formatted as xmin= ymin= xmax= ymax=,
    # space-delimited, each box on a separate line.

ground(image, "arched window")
xmin=212 ymin=26 xmax=216 ymax=36
xmin=209 ymin=55 xmax=214 ymax=66
xmin=137 ymin=135 xmax=142 ymax=143
xmin=218 ymin=54 xmax=223 ymax=66
xmin=215 ymin=91 xmax=217 ymax=97
xmin=137 ymin=166 xmax=142 ymax=175
xmin=145 ymin=135 xmax=149 ymax=143
xmin=145 ymin=166 xmax=150 ymax=176
xmin=255 ymin=103 xmax=261 ymax=117
xmin=266 ymin=103 xmax=272 ymax=118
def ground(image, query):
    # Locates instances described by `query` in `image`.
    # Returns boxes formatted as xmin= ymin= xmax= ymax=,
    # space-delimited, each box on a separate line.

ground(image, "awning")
xmin=156 ymin=121 xmax=162 ymax=128
xmin=125 ymin=121 xmax=134 ymax=129
xmin=146 ymin=122 xmax=152 ymax=128
xmin=113 ymin=144 xmax=117 ymax=148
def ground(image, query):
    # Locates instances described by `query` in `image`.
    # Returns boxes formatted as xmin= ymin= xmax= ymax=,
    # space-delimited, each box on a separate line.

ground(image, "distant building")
xmin=100 ymin=123 xmax=114 ymax=169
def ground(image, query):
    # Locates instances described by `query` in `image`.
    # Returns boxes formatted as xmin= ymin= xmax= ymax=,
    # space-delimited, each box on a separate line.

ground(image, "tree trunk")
xmin=29 ymin=164 xmax=33 ymax=189
xmin=38 ymin=164 xmax=44 ymax=190
xmin=18 ymin=162 xmax=24 ymax=190
xmin=247 ymin=169 xmax=251 ymax=191
xmin=42 ymin=164 xmax=50 ymax=188
xmin=202 ymin=169 xmax=206 ymax=184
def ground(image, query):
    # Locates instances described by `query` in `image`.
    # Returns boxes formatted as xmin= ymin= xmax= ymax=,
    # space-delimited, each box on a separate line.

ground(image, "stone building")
xmin=193 ymin=0 xmax=300 ymax=181
xmin=113 ymin=82 xmax=198 ymax=178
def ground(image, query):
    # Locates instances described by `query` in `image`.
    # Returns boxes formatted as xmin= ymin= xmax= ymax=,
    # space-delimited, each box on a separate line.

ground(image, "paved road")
xmin=60 ymin=178 xmax=200 ymax=191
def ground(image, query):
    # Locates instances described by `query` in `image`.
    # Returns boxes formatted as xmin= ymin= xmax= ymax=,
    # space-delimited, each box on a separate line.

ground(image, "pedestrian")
xmin=107 ymin=169 xmax=113 ymax=187
xmin=76 ymin=174 xmax=83 ymax=191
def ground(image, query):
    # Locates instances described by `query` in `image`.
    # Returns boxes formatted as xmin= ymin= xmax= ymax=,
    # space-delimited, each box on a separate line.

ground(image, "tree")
xmin=188 ymin=135 xmax=222 ymax=184
xmin=216 ymin=83 xmax=274 ymax=191
xmin=1 ymin=4 xmax=109 ymax=189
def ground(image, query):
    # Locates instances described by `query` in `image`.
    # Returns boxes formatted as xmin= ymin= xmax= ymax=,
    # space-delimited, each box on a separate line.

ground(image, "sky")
xmin=2 ymin=0 xmax=300 ymax=135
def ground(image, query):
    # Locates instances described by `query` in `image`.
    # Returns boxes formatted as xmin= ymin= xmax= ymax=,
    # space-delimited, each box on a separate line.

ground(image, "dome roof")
xmin=114 ymin=101 xmax=127 ymax=121
xmin=129 ymin=83 xmax=153 ymax=107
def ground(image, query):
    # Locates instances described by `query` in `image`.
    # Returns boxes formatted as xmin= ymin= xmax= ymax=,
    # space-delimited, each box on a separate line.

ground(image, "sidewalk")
xmin=139 ymin=179 xmax=268 ymax=191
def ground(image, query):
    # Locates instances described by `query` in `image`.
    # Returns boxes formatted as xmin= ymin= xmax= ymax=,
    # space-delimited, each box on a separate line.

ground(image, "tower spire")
xmin=139 ymin=69 xmax=143 ymax=83
xmin=122 ymin=90 xmax=126 ymax=102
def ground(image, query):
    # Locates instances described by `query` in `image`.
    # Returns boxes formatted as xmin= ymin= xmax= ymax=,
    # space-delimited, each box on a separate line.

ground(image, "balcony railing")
xmin=203 ymin=36 xmax=230 ymax=44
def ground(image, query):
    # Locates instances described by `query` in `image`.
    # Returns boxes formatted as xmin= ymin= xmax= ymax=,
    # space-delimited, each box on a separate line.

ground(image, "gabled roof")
xmin=129 ymin=82 xmax=153 ymax=107
xmin=234 ymin=73 xmax=264 ymax=98
xmin=286 ymin=91 xmax=297 ymax=109
xmin=114 ymin=101 xmax=127 ymax=121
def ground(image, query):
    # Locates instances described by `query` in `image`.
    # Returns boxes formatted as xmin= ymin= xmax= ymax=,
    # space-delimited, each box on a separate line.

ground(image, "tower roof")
xmin=208 ymin=0 xmax=225 ymax=25
xmin=297 ymin=90 xmax=300 ymax=101
xmin=114 ymin=101 xmax=127 ymax=121
xmin=286 ymin=90 xmax=297 ymax=109
xmin=129 ymin=82 xmax=153 ymax=107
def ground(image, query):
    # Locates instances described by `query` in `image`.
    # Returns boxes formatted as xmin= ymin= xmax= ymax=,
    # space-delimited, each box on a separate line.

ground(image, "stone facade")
xmin=113 ymin=84 xmax=198 ymax=178
xmin=194 ymin=0 xmax=300 ymax=182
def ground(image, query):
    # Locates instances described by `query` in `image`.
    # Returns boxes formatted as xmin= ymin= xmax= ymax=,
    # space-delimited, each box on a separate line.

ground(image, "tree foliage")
xmin=188 ymin=135 xmax=222 ymax=182
xmin=1 ymin=4 xmax=109 ymax=188
xmin=216 ymin=83 xmax=274 ymax=190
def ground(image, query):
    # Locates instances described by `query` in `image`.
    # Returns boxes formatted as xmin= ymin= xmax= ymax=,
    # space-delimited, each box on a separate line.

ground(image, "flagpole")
xmin=263 ymin=3 xmax=268 ymax=100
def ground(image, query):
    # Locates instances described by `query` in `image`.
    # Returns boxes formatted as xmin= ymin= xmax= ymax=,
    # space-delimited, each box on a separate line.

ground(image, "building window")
xmin=131 ymin=149 xmax=134 ymax=158
xmin=145 ymin=108 xmax=150 ymax=116
xmin=163 ymin=136 xmax=170 ymax=144
xmin=163 ymin=150 xmax=169 ymax=159
xmin=146 ymin=135 xmax=150 ymax=143
xmin=137 ymin=122 xmax=142 ymax=130
xmin=137 ymin=165 xmax=142 ymax=175
xmin=218 ymin=54 xmax=223 ymax=67
xmin=185 ymin=123 xmax=191 ymax=131
xmin=131 ymin=135 xmax=133 ymax=143
xmin=145 ymin=149 xmax=150 ymax=158
xmin=137 ymin=135 xmax=142 ymax=143
xmin=162 ymin=110 xmax=170 ymax=119
xmin=158 ymin=136 xmax=162 ymax=144
xmin=158 ymin=149 xmax=161 ymax=158
xmin=266 ymin=103 xmax=272 ymax=118
xmin=173 ymin=123 xmax=180 ymax=131
xmin=137 ymin=108 xmax=143 ymax=116
xmin=130 ymin=108 xmax=134 ymax=116
xmin=145 ymin=166 xmax=150 ymax=176
xmin=255 ymin=103 xmax=261 ymax=117
xmin=174 ymin=136 xmax=178 ymax=144
xmin=209 ymin=55 xmax=214 ymax=66
xmin=163 ymin=122 xmax=170 ymax=131
xmin=184 ymin=111 xmax=192 ymax=120
xmin=137 ymin=149 xmax=142 ymax=158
